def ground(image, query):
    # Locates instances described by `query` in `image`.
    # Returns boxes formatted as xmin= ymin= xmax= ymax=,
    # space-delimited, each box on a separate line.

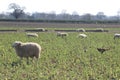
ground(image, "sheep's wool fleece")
xmin=12 ymin=41 xmax=41 ymax=58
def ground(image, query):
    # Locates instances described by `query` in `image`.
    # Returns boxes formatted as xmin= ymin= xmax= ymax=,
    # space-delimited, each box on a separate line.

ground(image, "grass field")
xmin=0 ymin=22 xmax=120 ymax=80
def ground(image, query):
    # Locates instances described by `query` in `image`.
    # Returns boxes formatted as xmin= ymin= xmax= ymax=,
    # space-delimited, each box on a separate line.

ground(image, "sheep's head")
xmin=12 ymin=41 xmax=22 ymax=48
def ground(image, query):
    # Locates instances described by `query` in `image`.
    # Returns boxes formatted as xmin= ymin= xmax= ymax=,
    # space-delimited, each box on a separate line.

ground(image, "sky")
xmin=0 ymin=0 xmax=120 ymax=16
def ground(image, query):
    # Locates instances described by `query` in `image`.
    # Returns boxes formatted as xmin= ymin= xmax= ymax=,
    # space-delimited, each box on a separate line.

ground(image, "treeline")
xmin=0 ymin=3 xmax=120 ymax=24
xmin=0 ymin=18 xmax=120 ymax=24
xmin=0 ymin=11 xmax=120 ymax=24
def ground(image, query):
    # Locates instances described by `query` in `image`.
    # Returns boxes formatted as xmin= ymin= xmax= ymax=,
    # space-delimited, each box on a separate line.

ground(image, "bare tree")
xmin=8 ymin=3 xmax=25 ymax=19
xmin=96 ymin=12 xmax=106 ymax=20
xmin=72 ymin=11 xmax=80 ymax=20
xmin=81 ymin=13 xmax=92 ymax=21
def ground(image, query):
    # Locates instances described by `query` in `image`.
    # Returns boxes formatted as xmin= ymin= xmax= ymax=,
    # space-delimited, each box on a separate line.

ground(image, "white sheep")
xmin=76 ymin=28 xmax=85 ymax=32
xmin=57 ymin=32 xmax=68 ymax=38
xmin=114 ymin=33 xmax=120 ymax=39
xmin=12 ymin=41 xmax=41 ymax=59
xmin=78 ymin=34 xmax=87 ymax=38
xmin=95 ymin=28 xmax=104 ymax=32
xmin=36 ymin=28 xmax=46 ymax=32
xmin=26 ymin=33 xmax=38 ymax=37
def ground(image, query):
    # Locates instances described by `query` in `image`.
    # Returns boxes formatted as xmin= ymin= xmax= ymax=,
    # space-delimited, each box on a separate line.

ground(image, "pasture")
xmin=0 ymin=22 xmax=120 ymax=80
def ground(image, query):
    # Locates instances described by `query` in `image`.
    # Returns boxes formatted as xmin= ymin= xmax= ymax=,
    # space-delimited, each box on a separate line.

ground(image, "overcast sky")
xmin=0 ymin=0 xmax=120 ymax=16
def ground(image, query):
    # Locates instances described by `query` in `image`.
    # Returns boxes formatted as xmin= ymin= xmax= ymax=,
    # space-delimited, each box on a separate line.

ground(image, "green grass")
xmin=0 ymin=31 xmax=120 ymax=80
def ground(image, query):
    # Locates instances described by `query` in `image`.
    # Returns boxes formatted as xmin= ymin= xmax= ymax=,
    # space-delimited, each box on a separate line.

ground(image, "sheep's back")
xmin=22 ymin=43 xmax=41 ymax=52
xmin=18 ymin=43 xmax=41 ymax=58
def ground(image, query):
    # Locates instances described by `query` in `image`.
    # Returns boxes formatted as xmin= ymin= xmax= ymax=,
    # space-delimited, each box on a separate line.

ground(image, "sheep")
xmin=78 ymin=34 xmax=87 ymax=38
xmin=76 ymin=28 xmax=85 ymax=32
xmin=12 ymin=41 xmax=41 ymax=59
xmin=26 ymin=33 xmax=38 ymax=37
xmin=114 ymin=33 xmax=120 ymax=39
xmin=57 ymin=32 xmax=68 ymax=38
xmin=36 ymin=28 xmax=46 ymax=32
xmin=95 ymin=28 xmax=104 ymax=32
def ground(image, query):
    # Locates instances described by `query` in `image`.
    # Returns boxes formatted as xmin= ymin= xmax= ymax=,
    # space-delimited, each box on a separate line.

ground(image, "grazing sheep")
xmin=12 ymin=41 xmax=41 ymax=59
xmin=57 ymin=32 xmax=68 ymax=38
xmin=114 ymin=33 xmax=120 ymax=39
xmin=26 ymin=33 xmax=38 ymax=37
xmin=95 ymin=28 xmax=104 ymax=32
xmin=78 ymin=34 xmax=87 ymax=38
xmin=36 ymin=28 xmax=46 ymax=32
xmin=76 ymin=28 xmax=85 ymax=32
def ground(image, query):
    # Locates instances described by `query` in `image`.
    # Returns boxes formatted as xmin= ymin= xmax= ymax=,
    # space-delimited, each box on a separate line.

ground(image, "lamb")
xmin=12 ymin=41 xmax=41 ymax=59
xmin=26 ymin=33 xmax=38 ymax=37
xmin=78 ymin=34 xmax=87 ymax=38
xmin=57 ymin=32 xmax=68 ymax=38
xmin=114 ymin=33 xmax=120 ymax=39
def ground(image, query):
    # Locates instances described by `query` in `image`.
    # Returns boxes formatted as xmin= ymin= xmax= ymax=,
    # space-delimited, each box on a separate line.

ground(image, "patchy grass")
xmin=0 ymin=30 xmax=120 ymax=80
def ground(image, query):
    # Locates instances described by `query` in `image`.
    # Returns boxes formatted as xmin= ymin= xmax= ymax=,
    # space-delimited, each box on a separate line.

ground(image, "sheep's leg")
xmin=26 ymin=57 xmax=31 ymax=64
xmin=35 ymin=55 xmax=39 ymax=59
